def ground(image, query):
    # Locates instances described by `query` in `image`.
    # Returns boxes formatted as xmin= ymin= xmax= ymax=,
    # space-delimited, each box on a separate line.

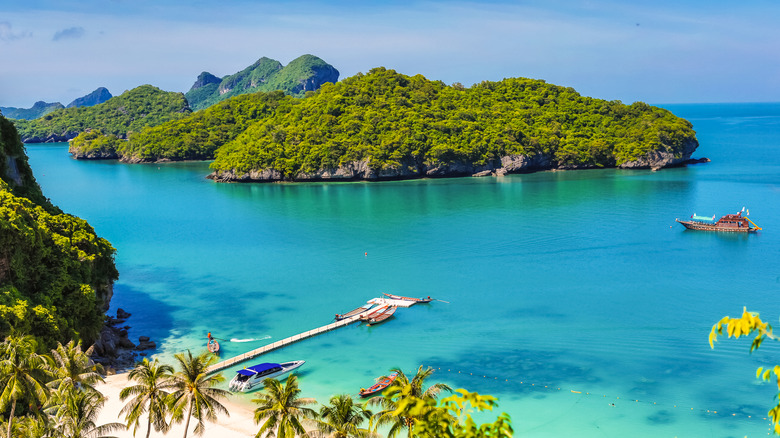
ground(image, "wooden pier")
xmin=206 ymin=313 xmax=365 ymax=374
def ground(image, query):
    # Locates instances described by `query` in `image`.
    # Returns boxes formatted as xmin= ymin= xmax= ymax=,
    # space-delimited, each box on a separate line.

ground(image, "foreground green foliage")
xmin=210 ymin=67 xmax=697 ymax=178
xmin=13 ymin=85 xmax=191 ymax=142
xmin=0 ymin=114 xmax=118 ymax=349
xmin=0 ymin=335 xmax=125 ymax=438
xmin=185 ymin=54 xmax=338 ymax=111
xmin=392 ymin=389 xmax=512 ymax=438
xmin=710 ymin=308 xmax=780 ymax=435
xmin=0 ymin=335 xmax=52 ymax=438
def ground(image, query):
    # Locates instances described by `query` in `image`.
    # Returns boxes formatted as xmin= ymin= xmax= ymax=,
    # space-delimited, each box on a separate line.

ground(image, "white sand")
xmin=96 ymin=373 xmax=260 ymax=438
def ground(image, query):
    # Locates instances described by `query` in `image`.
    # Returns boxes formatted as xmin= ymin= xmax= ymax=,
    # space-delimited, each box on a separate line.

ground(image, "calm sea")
xmin=26 ymin=102 xmax=780 ymax=437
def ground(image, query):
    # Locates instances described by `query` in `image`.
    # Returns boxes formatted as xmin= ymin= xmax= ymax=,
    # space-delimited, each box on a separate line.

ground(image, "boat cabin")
xmin=234 ymin=363 xmax=283 ymax=383
xmin=714 ymin=213 xmax=751 ymax=229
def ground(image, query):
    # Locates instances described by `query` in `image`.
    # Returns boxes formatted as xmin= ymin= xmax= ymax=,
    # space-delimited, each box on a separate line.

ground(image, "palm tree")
xmin=313 ymin=393 xmax=375 ymax=438
xmin=49 ymin=386 xmax=125 ymax=438
xmin=49 ymin=340 xmax=105 ymax=394
xmin=0 ymin=334 xmax=52 ymax=438
xmin=370 ymin=366 xmax=452 ymax=438
xmin=168 ymin=350 xmax=230 ymax=438
xmin=252 ymin=374 xmax=317 ymax=438
xmin=119 ymin=357 xmax=175 ymax=438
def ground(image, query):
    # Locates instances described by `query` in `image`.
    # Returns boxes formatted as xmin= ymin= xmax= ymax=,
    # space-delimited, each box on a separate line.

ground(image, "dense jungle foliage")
xmin=185 ymin=54 xmax=338 ymax=110
xmin=13 ymin=85 xmax=191 ymax=141
xmin=68 ymin=130 xmax=124 ymax=158
xmin=0 ymin=115 xmax=118 ymax=350
xmin=209 ymin=67 xmax=697 ymax=177
xmin=120 ymin=90 xmax=297 ymax=161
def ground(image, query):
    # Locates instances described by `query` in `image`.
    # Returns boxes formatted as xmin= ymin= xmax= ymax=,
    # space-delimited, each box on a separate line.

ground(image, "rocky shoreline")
xmin=90 ymin=308 xmax=156 ymax=373
xmin=208 ymin=138 xmax=703 ymax=183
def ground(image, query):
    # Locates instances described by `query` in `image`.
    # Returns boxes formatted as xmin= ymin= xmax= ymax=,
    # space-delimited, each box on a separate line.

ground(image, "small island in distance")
xmin=70 ymin=67 xmax=700 ymax=182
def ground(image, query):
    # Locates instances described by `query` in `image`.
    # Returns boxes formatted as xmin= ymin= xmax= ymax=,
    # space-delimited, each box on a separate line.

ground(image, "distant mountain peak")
xmin=185 ymin=54 xmax=339 ymax=111
xmin=67 ymin=87 xmax=113 ymax=108
xmin=190 ymin=72 xmax=221 ymax=91
xmin=0 ymin=101 xmax=64 ymax=120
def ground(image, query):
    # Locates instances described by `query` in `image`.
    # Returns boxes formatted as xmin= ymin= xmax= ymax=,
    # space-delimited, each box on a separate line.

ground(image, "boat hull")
xmin=676 ymin=219 xmax=756 ymax=233
xmin=383 ymin=293 xmax=433 ymax=303
xmin=365 ymin=306 xmax=397 ymax=325
xmin=359 ymin=372 xmax=398 ymax=398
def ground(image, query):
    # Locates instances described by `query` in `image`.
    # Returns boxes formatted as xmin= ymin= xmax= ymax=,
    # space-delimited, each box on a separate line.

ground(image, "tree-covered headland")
xmin=0 ymin=114 xmax=118 ymax=350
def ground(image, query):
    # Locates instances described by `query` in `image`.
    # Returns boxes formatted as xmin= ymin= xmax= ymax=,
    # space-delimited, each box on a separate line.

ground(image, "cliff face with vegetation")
xmin=0 ymin=114 xmax=118 ymax=350
xmin=14 ymin=85 xmax=191 ymax=143
xmin=185 ymin=54 xmax=339 ymax=110
xmin=208 ymin=68 xmax=699 ymax=181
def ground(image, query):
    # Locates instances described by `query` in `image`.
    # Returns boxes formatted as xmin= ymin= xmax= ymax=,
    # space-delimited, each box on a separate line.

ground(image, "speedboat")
xmin=228 ymin=360 xmax=305 ymax=392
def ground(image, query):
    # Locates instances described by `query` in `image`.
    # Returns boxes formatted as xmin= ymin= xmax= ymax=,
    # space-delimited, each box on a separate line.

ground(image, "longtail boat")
xmin=359 ymin=305 xmax=389 ymax=322
xmin=676 ymin=209 xmax=761 ymax=233
xmin=365 ymin=306 xmax=397 ymax=326
xmin=359 ymin=372 xmax=399 ymax=398
xmin=335 ymin=303 xmax=374 ymax=320
xmin=382 ymin=293 xmax=433 ymax=304
xmin=207 ymin=340 xmax=220 ymax=353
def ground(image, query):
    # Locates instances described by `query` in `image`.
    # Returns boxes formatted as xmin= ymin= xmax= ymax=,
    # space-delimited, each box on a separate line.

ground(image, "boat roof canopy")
xmin=237 ymin=363 xmax=281 ymax=377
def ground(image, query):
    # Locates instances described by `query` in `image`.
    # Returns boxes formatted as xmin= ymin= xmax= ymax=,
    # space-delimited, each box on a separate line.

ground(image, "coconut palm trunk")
xmin=182 ymin=398 xmax=194 ymax=438
xmin=7 ymin=396 xmax=16 ymax=438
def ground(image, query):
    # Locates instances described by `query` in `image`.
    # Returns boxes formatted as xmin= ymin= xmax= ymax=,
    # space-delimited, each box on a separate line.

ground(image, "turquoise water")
xmin=26 ymin=103 xmax=780 ymax=437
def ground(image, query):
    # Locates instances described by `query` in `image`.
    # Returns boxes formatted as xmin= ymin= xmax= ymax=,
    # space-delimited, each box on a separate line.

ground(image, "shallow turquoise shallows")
xmin=26 ymin=103 xmax=780 ymax=437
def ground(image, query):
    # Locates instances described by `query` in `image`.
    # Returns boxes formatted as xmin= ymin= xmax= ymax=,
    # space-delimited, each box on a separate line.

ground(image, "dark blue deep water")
xmin=26 ymin=103 xmax=780 ymax=437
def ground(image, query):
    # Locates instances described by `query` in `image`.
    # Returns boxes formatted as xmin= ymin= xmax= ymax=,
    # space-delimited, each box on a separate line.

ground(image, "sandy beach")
xmin=96 ymin=373 xmax=260 ymax=438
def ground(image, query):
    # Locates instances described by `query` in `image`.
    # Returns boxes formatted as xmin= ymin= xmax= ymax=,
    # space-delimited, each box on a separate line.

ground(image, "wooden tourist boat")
xmin=364 ymin=306 xmax=397 ymax=326
xmin=228 ymin=360 xmax=305 ymax=392
xmin=359 ymin=304 xmax=389 ymax=322
xmin=676 ymin=209 xmax=761 ymax=233
xmin=335 ymin=303 xmax=375 ymax=320
xmin=359 ymin=372 xmax=399 ymax=398
xmin=207 ymin=340 xmax=220 ymax=353
xmin=382 ymin=293 xmax=433 ymax=304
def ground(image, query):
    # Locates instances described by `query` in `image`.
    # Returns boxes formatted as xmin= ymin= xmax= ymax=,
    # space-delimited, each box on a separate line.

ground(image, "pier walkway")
xmin=206 ymin=313 xmax=365 ymax=374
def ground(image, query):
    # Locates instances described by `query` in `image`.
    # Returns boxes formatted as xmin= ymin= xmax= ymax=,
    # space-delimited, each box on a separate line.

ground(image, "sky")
xmin=1 ymin=0 xmax=779 ymax=108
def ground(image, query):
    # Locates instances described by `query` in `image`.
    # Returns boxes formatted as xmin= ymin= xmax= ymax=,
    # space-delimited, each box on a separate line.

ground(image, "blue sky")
xmin=1 ymin=0 xmax=779 ymax=107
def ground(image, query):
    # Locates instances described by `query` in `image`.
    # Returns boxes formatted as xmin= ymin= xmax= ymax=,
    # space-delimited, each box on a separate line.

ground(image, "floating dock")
xmin=206 ymin=312 xmax=366 ymax=374
xmin=206 ymin=296 xmax=429 ymax=375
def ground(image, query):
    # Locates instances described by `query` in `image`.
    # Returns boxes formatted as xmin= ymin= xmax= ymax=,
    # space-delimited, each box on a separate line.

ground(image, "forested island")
xmin=0 ymin=113 xmax=118 ymax=350
xmin=67 ymin=68 xmax=699 ymax=181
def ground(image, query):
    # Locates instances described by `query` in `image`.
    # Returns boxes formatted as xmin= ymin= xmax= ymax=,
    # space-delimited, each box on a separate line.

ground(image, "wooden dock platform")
xmin=206 ymin=312 xmax=365 ymax=374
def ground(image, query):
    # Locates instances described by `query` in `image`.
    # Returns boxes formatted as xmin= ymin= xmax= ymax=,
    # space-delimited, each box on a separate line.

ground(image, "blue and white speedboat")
xmin=228 ymin=360 xmax=305 ymax=392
